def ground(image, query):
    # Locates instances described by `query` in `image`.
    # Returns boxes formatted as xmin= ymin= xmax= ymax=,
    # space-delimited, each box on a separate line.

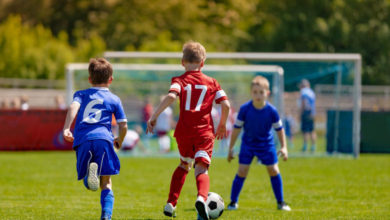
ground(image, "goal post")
xmin=103 ymin=52 xmax=362 ymax=158
xmin=66 ymin=62 xmax=284 ymax=127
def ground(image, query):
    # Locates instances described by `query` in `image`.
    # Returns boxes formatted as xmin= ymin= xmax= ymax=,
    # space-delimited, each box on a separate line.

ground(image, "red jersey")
xmin=169 ymin=70 xmax=228 ymax=138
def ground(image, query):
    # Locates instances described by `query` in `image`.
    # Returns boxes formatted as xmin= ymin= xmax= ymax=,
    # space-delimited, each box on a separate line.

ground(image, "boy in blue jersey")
xmin=63 ymin=58 xmax=128 ymax=220
xmin=299 ymin=79 xmax=316 ymax=152
xmin=227 ymin=76 xmax=291 ymax=211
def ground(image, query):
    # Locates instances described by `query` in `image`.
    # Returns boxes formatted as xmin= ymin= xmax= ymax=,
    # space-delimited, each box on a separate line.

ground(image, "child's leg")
xmin=302 ymin=132 xmax=309 ymax=152
xmin=310 ymin=131 xmax=317 ymax=152
xmin=100 ymin=176 xmax=114 ymax=219
xmin=194 ymin=161 xmax=209 ymax=201
xmin=266 ymin=164 xmax=284 ymax=203
xmin=194 ymin=161 xmax=210 ymax=220
xmin=230 ymin=164 xmax=250 ymax=203
xmin=167 ymin=161 xmax=190 ymax=206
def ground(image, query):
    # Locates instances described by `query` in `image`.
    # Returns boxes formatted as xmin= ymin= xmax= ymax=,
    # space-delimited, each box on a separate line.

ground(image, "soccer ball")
xmin=206 ymin=192 xmax=224 ymax=219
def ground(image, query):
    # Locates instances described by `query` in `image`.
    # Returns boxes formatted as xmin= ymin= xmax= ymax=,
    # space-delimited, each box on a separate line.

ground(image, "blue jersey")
xmin=234 ymin=101 xmax=283 ymax=149
xmin=300 ymin=87 xmax=316 ymax=115
xmin=72 ymin=87 xmax=127 ymax=147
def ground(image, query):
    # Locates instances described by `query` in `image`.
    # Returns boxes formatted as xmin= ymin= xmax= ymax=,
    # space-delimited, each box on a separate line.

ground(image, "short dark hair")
xmin=88 ymin=58 xmax=113 ymax=84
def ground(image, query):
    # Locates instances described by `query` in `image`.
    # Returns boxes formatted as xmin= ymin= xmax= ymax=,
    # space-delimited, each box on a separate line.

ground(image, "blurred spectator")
xmin=283 ymin=111 xmax=296 ymax=149
xmin=1 ymin=98 xmax=11 ymax=109
xmin=141 ymin=97 xmax=153 ymax=132
xmin=20 ymin=95 xmax=29 ymax=110
xmin=213 ymin=103 xmax=235 ymax=156
xmin=141 ymin=96 xmax=153 ymax=148
xmin=55 ymin=95 xmax=67 ymax=110
xmin=298 ymin=79 xmax=316 ymax=152
xmin=121 ymin=125 xmax=147 ymax=152
xmin=155 ymin=95 xmax=174 ymax=153
xmin=11 ymin=97 xmax=21 ymax=109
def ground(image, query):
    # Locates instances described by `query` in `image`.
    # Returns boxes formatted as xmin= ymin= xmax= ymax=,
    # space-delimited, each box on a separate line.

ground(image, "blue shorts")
xmin=238 ymin=145 xmax=278 ymax=166
xmin=75 ymin=139 xmax=120 ymax=180
xmin=301 ymin=111 xmax=314 ymax=132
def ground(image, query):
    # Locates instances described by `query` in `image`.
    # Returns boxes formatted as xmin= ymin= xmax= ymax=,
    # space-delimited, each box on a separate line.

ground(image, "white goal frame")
xmin=66 ymin=63 xmax=284 ymax=120
xmin=104 ymin=51 xmax=362 ymax=158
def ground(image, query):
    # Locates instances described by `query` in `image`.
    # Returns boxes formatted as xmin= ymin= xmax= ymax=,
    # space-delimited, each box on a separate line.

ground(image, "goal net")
xmin=66 ymin=63 xmax=284 ymax=155
xmin=103 ymin=52 xmax=362 ymax=158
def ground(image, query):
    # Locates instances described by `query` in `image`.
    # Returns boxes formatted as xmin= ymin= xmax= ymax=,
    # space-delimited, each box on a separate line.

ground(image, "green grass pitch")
xmin=0 ymin=152 xmax=389 ymax=219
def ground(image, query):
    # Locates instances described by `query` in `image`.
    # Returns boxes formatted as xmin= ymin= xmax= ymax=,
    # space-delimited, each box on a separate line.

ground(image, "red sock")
xmin=196 ymin=173 xmax=209 ymax=201
xmin=167 ymin=166 xmax=188 ymax=206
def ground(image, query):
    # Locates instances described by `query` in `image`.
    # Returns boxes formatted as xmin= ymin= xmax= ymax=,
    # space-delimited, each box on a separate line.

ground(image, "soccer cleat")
xmin=87 ymin=162 xmax=100 ymax=191
xmin=163 ymin=203 xmax=177 ymax=217
xmin=277 ymin=202 xmax=291 ymax=211
xmin=83 ymin=175 xmax=89 ymax=190
xmin=227 ymin=201 xmax=239 ymax=210
xmin=101 ymin=212 xmax=111 ymax=220
xmin=195 ymin=196 xmax=209 ymax=220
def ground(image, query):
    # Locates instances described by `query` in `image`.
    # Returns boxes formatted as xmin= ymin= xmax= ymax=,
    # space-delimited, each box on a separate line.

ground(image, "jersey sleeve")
xmin=72 ymin=91 xmax=83 ymax=104
xmin=233 ymin=106 xmax=246 ymax=129
xmin=214 ymin=80 xmax=228 ymax=104
xmin=114 ymin=99 xmax=127 ymax=123
xmin=169 ymin=77 xmax=181 ymax=95
xmin=271 ymin=108 xmax=283 ymax=131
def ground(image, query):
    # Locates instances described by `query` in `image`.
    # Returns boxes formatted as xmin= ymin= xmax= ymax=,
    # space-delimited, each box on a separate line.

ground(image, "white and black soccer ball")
xmin=206 ymin=192 xmax=224 ymax=219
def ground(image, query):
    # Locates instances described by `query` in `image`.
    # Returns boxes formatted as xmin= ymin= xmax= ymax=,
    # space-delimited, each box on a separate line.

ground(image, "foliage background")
xmin=0 ymin=0 xmax=389 ymax=84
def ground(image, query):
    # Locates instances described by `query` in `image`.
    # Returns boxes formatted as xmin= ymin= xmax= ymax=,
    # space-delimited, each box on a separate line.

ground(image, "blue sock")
xmin=302 ymin=143 xmax=307 ymax=152
xmin=270 ymin=174 xmax=284 ymax=203
xmin=230 ymin=174 xmax=246 ymax=203
xmin=101 ymin=189 xmax=114 ymax=217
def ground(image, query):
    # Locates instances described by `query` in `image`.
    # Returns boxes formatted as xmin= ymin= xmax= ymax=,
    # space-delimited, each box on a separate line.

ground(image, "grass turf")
xmin=0 ymin=152 xmax=389 ymax=219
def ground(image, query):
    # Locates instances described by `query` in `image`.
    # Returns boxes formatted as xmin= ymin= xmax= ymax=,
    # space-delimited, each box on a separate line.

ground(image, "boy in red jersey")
xmin=147 ymin=42 xmax=230 ymax=220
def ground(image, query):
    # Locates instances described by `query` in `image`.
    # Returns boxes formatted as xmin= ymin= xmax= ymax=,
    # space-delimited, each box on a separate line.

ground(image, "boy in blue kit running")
xmin=227 ymin=76 xmax=291 ymax=211
xmin=63 ymin=58 xmax=128 ymax=220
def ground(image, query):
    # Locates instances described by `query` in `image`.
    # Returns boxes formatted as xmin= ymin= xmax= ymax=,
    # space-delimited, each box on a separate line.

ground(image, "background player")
xmin=299 ymin=79 xmax=316 ymax=152
xmin=227 ymin=76 xmax=291 ymax=211
xmin=146 ymin=41 xmax=230 ymax=220
xmin=63 ymin=58 xmax=128 ymax=220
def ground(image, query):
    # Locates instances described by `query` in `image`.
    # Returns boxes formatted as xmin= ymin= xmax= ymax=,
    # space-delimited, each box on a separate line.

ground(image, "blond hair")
xmin=182 ymin=41 xmax=206 ymax=63
xmin=251 ymin=76 xmax=270 ymax=90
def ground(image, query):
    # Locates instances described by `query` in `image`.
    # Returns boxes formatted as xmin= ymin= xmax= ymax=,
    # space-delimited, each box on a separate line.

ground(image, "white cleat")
xmin=163 ymin=203 xmax=176 ymax=217
xmin=277 ymin=202 xmax=291 ymax=211
xmin=87 ymin=162 xmax=99 ymax=191
xmin=195 ymin=196 xmax=209 ymax=220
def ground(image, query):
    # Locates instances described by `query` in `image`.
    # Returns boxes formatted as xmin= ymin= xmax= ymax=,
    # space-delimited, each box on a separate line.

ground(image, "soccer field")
xmin=0 ymin=152 xmax=389 ymax=219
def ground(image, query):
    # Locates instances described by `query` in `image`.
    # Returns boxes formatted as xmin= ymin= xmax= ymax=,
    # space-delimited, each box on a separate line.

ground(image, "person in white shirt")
xmin=155 ymin=95 xmax=174 ymax=153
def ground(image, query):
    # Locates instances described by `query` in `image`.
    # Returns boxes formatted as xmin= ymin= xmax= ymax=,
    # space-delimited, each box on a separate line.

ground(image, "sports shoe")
xmin=227 ymin=201 xmax=239 ymax=210
xmin=163 ymin=203 xmax=176 ymax=217
xmin=83 ymin=175 xmax=90 ymax=190
xmin=195 ymin=196 xmax=209 ymax=220
xmin=277 ymin=202 xmax=291 ymax=211
xmin=101 ymin=211 xmax=111 ymax=220
xmin=87 ymin=162 xmax=99 ymax=191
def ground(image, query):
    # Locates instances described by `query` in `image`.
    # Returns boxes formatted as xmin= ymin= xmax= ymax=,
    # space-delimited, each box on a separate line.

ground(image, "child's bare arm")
xmin=276 ymin=128 xmax=288 ymax=161
xmin=63 ymin=102 xmax=80 ymax=142
xmin=227 ymin=127 xmax=241 ymax=162
xmin=146 ymin=92 xmax=177 ymax=134
xmin=215 ymin=100 xmax=231 ymax=140
xmin=114 ymin=122 xmax=128 ymax=149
